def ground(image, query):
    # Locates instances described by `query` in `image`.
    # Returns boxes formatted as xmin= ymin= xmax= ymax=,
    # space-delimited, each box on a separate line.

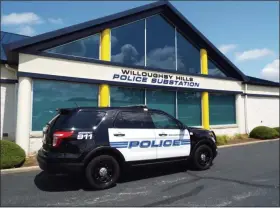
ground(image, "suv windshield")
xmin=50 ymin=110 xmax=106 ymax=131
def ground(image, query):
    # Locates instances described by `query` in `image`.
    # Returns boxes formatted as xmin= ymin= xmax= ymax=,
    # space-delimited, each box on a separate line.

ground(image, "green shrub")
xmin=216 ymin=135 xmax=230 ymax=145
xmin=249 ymin=126 xmax=279 ymax=140
xmin=0 ymin=140 xmax=26 ymax=169
xmin=273 ymin=127 xmax=280 ymax=134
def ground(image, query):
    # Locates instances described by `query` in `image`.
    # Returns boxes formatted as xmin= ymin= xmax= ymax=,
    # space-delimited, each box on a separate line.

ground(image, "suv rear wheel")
xmin=191 ymin=144 xmax=214 ymax=170
xmin=85 ymin=155 xmax=120 ymax=190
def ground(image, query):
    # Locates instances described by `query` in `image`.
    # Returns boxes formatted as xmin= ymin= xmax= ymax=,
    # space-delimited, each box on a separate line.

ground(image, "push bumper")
xmin=37 ymin=149 xmax=84 ymax=174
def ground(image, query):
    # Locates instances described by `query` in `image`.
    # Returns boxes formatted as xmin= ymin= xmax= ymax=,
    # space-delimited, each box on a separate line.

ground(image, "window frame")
xmin=44 ymin=33 xmax=101 ymax=60
xmin=207 ymin=56 xmax=229 ymax=77
xmin=149 ymin=109 xmax=182 ymax=129
xmin=113 ymin=110 xmax=154 ymax=129
xmin=209 ymin=93 xmax=237 ymax=125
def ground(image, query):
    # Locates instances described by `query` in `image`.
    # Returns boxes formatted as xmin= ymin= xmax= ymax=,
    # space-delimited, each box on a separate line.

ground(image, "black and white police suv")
xmin=37 ymin=105 xmax=218 ymax=190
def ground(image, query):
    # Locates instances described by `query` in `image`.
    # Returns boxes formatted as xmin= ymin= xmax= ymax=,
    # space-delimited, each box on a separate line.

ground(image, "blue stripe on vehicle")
xmin=110 ymin=142 xmax=129 ymax=144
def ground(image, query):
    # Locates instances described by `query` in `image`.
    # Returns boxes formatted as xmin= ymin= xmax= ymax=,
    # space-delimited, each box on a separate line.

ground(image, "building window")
xmin=177 ymin=32 xmax=201 ymax=75
xmin=111 ymin=20 xmax=145 ymax=66
xmin=110 ymin=86 xmax=145 ymax=107
xmin=209 ymin=93 xmax=236 ymax=125
xmin=146 ymin=89 xmax=176 ymax=117
xmin=32 ymin=79 xmax=98 ymax=131
xmin=45 ymin=33 xmax=100 ymax=60
xmin=146 ymin=15 xmax=176 ymax=71
xmin=177 ymin=92 xmax=201 ymax=126
xmin=208 ymin=59 xmax=227 ymax=77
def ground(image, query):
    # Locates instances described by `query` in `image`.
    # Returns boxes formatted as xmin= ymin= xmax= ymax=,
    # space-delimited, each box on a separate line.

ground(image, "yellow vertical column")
xmin=99 ymin=29 xmax=111 ymax=107
xmin=200 ymin=49 xmax=210 ymax=130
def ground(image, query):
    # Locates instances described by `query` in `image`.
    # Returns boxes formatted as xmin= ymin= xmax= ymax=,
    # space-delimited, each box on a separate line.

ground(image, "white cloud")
xmin=235 ymin=48 xmax=274 ymax=62
xmin=48 ymin=18 xmax=63 ymax=24
xmin=261 ymin=59 xmax=279 ymax=82
xmin=2 ymin=12 xmax=43 ymax=25
xmin=17 ymin=25 xmax=36 ymax=36
xmin=218 ymin=44 xmax=238 ymax=54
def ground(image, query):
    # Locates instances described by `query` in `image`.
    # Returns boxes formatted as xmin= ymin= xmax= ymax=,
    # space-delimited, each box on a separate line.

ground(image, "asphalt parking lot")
xmin=1 ymin=140 xmax=279 ymax=207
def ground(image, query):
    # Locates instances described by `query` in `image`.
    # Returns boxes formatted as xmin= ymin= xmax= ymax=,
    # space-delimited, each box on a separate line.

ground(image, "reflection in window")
xmin=208 ymin=59 xmax=227 ymax=77
xmin=110 ymin=86 xmax=145 ymax=107
xmin=209 ymin=93 xmax=236 ymax=125
xmin=150 ymin=112 xmax=179 ymax=129
xmin=146 ymin=89 xmax=176 ymax=117
xmin=45 ymin=34 xmax=100 ymax=59
xmin=177 ymin=92 xmax=201 ymax=126
xmin=111 ymin=20 xmax=145 ymax=66
xmin=146 ymin=15 xmax=176 ymax=71
xmin=32 ymin=79 xmax=98 ymax=131
xmin=177 ymin=32 xmax=201 ymax=74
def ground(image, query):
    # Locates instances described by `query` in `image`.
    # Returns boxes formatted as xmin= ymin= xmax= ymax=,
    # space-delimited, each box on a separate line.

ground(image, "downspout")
xmin=244 ymin=83 xmax=249 ymax=134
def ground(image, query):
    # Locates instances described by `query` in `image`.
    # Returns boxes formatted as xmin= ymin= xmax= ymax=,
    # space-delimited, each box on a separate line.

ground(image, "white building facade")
xmin=1 ymin=1 xmax=279 ymax=155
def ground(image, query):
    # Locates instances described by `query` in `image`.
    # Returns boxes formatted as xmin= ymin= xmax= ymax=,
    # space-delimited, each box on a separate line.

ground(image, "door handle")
xmin=114 ymin=133 xmax=125 ymax=137
xmin=159 ymin=133 xmax=167 ymax=136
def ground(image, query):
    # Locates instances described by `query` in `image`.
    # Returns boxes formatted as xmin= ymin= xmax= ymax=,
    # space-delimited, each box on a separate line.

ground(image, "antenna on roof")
xmin=74 ymin=102 xmax=79 ymax=107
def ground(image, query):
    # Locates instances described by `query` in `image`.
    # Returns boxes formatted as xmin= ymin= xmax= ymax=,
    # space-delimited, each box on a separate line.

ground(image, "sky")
xmin=1 ymin=1 xmax=279 ymax=82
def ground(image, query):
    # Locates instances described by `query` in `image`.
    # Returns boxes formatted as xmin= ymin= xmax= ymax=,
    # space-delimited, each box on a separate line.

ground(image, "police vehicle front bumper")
xmin=37 ymin=148 xmax=84 ymax=174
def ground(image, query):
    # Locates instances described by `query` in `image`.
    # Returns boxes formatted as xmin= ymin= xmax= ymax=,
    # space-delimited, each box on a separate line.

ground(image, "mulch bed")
xmin=224 ymin=138 xmax=263 ymax=145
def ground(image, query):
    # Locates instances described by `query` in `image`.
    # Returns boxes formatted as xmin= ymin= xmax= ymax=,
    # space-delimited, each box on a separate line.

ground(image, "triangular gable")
xmin=4 ymin=0 xmax=248 ymax=81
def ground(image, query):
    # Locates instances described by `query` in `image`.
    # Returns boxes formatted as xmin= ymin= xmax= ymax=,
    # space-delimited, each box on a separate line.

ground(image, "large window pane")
xmin=177 ymin=92 xmax=201 ymax=126
xmin=110 ymin=86 xmax=145 ymax=107
xmin=208 ymin=59 xmax=227 ymax=77
xmin=32 ymin=79 xmax=98 ymax=131
xmin=209 ymin=93 xmax=236 ymax=125
xmin=111 ymin=20 xmax=145 ymax=66
xmin=146 ymin=15 xmax=176 ymax=71
xmin=177 ymin=32 xmax=201 ymax=74
xmin=146 ymin=89 xmax=176 ymax=117
xmin=45 ymin=34 xmax=100 ymax=59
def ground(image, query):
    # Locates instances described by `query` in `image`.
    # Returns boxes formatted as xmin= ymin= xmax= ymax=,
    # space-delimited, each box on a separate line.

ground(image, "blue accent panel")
xmin=18 ymin=71 xmax=244 ymax=94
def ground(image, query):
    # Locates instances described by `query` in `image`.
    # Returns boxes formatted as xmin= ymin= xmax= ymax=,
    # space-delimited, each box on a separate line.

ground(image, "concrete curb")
xmin=1 ymin=166 xmax=40 ymax=174
xmin=1 ymin=138 xmax=279 ymax=174
xmin=218 ymin=138 xmax=280 ymax=149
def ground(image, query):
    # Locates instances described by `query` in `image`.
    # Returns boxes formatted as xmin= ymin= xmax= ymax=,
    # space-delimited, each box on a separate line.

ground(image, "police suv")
xmin=37 ymin=105 xmax=218 ymax=190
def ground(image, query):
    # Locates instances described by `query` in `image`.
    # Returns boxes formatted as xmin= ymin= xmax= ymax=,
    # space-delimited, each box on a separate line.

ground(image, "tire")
xmin=191 ymin=144 xmax=214 ymax=170
xmin=85 ymin=155 xmax=120 ymax=190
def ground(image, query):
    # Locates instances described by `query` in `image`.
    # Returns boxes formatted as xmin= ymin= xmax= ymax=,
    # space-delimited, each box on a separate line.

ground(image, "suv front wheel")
xmin=85 ymin=155 xmax=120 ymax=190
xmin=191 ymin=144 xmax=214 ymax=170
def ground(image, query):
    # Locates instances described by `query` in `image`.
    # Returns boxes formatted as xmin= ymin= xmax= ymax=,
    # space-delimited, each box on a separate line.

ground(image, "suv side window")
xmin=114 ymin=111 xmax=153 ymax=129
xmin=150 ymin=112 xmax=179 ymax=129
xmin=51 ymin=110 xmax=106 ymax=130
